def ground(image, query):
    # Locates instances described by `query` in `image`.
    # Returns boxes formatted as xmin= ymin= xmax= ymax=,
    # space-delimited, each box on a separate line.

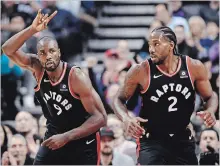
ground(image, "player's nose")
xmin=149 ymin=47 xmax=155 ymax=55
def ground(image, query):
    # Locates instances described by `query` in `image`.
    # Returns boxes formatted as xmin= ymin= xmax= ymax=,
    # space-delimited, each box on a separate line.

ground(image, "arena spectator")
xmin=199 ymin=1 xmax=219 ymax=25
xmin=0 ymin=125 xmax=13 ymax=157
xmin=1 ymin=134 xmax=34 ymax=165
xmin=198 ymin=128 xmax=219 ymax=165
xmin=57 ymin=0 xmax=98 ymax=37
xmin=15 ymin=112 xmax=40 ymax=159
xmin=174 ymin=25 xmax=199 ymax=59
xmin=188 ymin=16 xmax=212 ymax=79
xmin=168 ymin=1 xmax=186 ymax=18
xmin=206 ymin=21 xmax=219 ymax=41
xmin=42 ymin=1 xmax=82 ymax=61
xmin=155 ymin=4 xmax=190 ymax=35
xmin=100 ymin=127 xmax=135 ymax=166
xmin=107 ymin=114 xmax=137 ymax=162
xmin=189 ymin=16 xmax=214 ymax=50
xmin=100 ymin=49 xmax=120 ymax=92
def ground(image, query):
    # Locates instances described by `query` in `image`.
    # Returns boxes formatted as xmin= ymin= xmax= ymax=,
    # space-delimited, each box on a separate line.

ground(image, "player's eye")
xmin=39 ymin=51 xmax=45 ymax=55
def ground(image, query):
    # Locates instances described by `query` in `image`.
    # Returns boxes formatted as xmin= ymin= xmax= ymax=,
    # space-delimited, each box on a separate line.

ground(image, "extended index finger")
xmin=47 ymin=10 xmax=57 ymax=22
xmin=41 ymin=138 xmax=51 ymax=146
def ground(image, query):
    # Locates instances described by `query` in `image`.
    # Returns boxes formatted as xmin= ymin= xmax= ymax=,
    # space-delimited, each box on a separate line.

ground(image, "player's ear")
xmin=170 ymin=41 xmax=175 ymax=51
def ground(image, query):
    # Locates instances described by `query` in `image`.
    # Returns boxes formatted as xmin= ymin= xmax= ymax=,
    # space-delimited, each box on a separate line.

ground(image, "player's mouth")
xmin=150 ymin=55 xmax=157 ymax=61
xmin=46 ymin=61 xmax=54 ymax=67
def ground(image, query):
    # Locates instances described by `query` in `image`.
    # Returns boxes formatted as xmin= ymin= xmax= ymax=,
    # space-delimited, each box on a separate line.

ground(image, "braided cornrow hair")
xmin=152 ymin=26 xmax=180 ymax=55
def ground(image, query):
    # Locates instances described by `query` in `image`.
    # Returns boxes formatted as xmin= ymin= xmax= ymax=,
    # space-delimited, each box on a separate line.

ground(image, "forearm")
xmin=113 ymin=96 xmax=130 ymax=122
xmin=204 ymin=92 xmax=218 ymax=113
xmin=2 ymin=26 xmax=36 ymax=55
xmin=65 ymin=113 xmax=105 ymax=141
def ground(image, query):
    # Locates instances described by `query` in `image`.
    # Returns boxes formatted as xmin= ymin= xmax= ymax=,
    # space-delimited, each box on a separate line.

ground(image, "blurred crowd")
xmin=1 ymin=0 xmax=219 ymax=165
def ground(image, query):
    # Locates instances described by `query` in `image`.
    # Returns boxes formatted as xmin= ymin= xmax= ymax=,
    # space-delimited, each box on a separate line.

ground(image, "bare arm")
xmin=2 ymin=26 xmax=40 ymax=72
xmin=65 ymin=68 xmax=107 ymax=141
xmin=2 ymin=9 xmax=57 ymax=73
xmin=112 ymin=64 xmax=143 ymax=122
xmin=190 ymin=59 xmax=218 ymax=113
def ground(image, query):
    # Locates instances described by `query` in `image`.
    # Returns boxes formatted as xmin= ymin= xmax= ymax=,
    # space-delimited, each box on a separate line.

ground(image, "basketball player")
xmin=2 ymin=9 xmax=107 ymax=165
xmin=112 ymin=26 xmax=218 ymax=165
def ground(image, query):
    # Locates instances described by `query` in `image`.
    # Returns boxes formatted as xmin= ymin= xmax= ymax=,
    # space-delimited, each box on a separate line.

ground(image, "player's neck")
xmin=46 ymin=61 xmax=64 ymax=83
xmin=157 ymin=54 xmax=179 ymax=75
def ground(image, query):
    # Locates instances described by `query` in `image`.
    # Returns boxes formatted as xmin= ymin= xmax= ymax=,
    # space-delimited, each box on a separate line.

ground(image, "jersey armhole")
xmin=140 ymin=60 xmax=151 ymax=94
xmin=34 ymin=69 xmax=45 ymax=92
xmin=68 ymin=66 xmax=80 ymax=100
xmin=186 ymin=56 xmax=195 ymax=90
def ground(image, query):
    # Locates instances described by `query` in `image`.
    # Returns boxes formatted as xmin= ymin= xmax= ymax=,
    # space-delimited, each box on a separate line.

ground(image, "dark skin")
xmin=2 ymin=9 xmax=107 ymax=150
xmin=112 ymin=31 xmax=218 ymax=139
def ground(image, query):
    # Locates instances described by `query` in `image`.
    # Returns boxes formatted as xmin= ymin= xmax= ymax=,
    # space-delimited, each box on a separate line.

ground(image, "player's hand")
xmin=123 ymin=116 xmax=147 ymax=139
xmin=41 ymin=133 xmax=69 ymax=150
xmin=1 ymin=151 xmax=17 ymax=166
xmin=31 ymin=9 xmax=57 ymax=32
xmin=197 ymin=111 xmax=216 ymax=128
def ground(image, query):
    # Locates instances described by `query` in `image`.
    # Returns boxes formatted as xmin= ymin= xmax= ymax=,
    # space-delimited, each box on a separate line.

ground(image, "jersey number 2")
xmin=168 ymin=96 xmax=177 ymax=112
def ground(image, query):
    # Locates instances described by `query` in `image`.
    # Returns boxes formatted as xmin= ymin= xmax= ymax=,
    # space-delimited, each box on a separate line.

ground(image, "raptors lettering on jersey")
xmin=150 ymin=83 xmax=191 ymax=103
xmin=43 ymin=90 xmax=72 ymax=111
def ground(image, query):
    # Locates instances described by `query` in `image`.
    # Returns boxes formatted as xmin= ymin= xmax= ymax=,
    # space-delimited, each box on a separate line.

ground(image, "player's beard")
xmin=154 ymin=59 xmax=164 ymax=65
xmin=45 ymin=58 xmax=60 ymax=72
xmin=152 ymin=55 xmax=166 ymax=65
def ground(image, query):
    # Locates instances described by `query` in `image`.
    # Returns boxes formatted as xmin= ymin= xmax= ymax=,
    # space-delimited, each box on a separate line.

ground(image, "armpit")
xmin=30 ymin=55 xmax=41 ymax=69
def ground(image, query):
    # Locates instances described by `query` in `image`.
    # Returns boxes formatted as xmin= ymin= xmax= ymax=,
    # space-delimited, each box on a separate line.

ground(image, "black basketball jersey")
xmin=139 ymin=55 xmax=195 ymax=134
xmin=35 ymin=62 xmax=91 ymax=135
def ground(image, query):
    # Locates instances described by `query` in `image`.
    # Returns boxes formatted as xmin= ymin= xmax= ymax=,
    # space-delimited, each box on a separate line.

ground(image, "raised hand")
xmin=1 ymin=151 xmax=17 ymax=166
xmin=123 ymin=116 xmax=147 ymax=139
xmin=31 ymin=9 xmax=57 ymax=32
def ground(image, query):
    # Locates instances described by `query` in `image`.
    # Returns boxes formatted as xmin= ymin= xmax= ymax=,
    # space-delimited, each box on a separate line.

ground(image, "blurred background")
xmin=1 ymin=0 xmax=219 ymax=165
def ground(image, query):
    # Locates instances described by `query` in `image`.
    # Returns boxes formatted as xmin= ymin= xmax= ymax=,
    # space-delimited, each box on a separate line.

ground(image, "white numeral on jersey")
xmin=168 ymin=96 xmax=178 ymax=112
xmin=53 ymin=104 xmax=63 ymax=115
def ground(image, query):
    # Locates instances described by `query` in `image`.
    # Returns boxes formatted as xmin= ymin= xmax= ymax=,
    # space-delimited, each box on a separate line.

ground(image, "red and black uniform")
xmin=137 ymin=55 xmax=198 ymax=165
xmin=34 ymin=62 xmax=100 ymax=165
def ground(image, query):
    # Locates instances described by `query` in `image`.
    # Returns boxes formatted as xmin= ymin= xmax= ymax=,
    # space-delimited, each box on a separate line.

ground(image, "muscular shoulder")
xmin=69 ymin=67 xmax=92 ymax=94
xmin=187 ymin=57 xmax=208 ymax=81
xmin=72 ymin=67 xmax=89 ymax=82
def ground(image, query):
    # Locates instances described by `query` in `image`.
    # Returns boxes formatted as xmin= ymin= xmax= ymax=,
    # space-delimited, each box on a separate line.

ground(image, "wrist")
xmin=29 ymin=26 xmax=38 ymax=34
xmin=205 ymin=109 xmax=215 ymax=114
xmin=63 ymin=132 xmax=71 ymax=143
